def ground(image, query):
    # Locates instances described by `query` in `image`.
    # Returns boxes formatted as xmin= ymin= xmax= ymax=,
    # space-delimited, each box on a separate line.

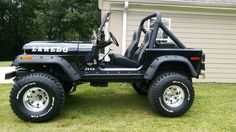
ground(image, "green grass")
xmin=0 ymin=61 xmax=12 ymax=67
xmin=0 ymin=83 xmax=235 ymax=131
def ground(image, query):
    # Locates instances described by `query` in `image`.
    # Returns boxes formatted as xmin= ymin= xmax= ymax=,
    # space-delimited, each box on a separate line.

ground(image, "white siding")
xmin=127 ymin=12 xmax=151 ymax=47
xmin=109 ymin=11 xmax=123 ymax=54
xmin=126 ymin=11 xmax=236 ymax=83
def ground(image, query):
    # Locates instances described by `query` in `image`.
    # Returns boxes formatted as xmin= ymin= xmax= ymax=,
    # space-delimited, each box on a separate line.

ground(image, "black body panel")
xmin=144 ymin=55 xmax=197 ymax=80
xmin=79 ymin=70 xmax=144 ymax=82
xmin=143 ymin=48 xmax=203 ymax=73
xmin=12 ymin=55 xmax=81 ymax=81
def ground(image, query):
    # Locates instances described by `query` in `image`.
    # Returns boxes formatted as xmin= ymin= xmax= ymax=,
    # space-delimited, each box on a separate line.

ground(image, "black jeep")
xmin=6 ymin=12 xmax=205 ymax=122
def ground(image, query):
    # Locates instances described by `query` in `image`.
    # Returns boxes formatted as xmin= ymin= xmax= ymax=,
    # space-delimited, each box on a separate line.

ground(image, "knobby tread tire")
xmin=10 ymin=73 xmax=65 ymax=122
xmin=148 ymin=72 xmax=194 ymax=117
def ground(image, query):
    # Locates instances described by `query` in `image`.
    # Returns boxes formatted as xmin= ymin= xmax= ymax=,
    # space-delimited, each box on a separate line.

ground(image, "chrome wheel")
xmin=163 ymin=85 xmax=185 ymax=107
xmin=23 ymin=87 xmax=50 ymax=112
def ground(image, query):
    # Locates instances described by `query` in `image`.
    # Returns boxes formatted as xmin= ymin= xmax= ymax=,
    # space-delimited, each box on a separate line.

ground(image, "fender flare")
xmin=144 ymin=55 xmax=197 ymax=80
xmin=12 ymin=55 xmax=80 ymax=81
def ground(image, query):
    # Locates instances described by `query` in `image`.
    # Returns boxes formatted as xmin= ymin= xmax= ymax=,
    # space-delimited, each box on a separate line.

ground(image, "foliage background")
xmin=0 ymin=0 xmax=100 ymax=60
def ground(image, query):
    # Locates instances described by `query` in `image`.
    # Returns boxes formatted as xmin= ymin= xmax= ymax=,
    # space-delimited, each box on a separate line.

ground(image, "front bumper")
xmin=5 ymin=71 xmax=16 ymax=80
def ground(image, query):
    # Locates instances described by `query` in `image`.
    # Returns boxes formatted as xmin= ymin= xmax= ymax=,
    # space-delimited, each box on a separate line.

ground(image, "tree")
xmin=0 ymin=0 xmax=100 ymax=60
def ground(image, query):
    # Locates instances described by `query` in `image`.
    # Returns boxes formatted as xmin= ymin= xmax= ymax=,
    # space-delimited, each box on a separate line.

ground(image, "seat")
xmin=132 ymin=30 xmax=152 ymax=63
xmin=109 ymin=31 xmax=138 ymax=61
xmin=109 ymin=30 xmax=152 ymax=68
xmin=124 ymin=31 xmax=139 ymax=59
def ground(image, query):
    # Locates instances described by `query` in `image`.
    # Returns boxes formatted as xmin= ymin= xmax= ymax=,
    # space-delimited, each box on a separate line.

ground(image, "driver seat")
xmin=124 ymin=31 xmax=139 ymax=59
xmin=109 ymin=31 xmax=138 ymax=60
xmin=109 ymin=30 xmax=152 ymax=68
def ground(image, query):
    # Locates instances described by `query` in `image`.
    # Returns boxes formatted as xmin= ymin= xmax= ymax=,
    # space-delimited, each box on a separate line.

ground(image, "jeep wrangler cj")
xmin=6 ymin=12 xmax=205 ymax=122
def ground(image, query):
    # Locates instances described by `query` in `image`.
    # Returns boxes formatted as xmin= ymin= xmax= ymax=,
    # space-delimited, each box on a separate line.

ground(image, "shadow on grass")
xmin=59 ymin=88 xmax=152 ymax=119
xmin=66 ymin=92 xmax=148 ymax=110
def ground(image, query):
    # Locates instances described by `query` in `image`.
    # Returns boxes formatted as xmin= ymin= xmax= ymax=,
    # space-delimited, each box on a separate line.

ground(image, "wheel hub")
xmin=23 ymin=87 xmax=50 ymax=112
xmin=163 ymin=85 xmax=185 ymax=107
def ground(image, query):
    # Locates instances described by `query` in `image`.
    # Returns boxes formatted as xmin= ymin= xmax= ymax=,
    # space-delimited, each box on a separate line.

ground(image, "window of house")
xmin=148 ymin=18 xmax=171 ymax=43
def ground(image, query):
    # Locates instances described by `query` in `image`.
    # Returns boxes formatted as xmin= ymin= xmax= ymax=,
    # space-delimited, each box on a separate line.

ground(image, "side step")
xmin=80 ymin=71 xmax=144 ymax=82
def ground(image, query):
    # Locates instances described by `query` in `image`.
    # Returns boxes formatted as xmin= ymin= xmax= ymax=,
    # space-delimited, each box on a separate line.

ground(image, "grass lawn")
xmin=0 ymin=61 xmax=12 ymax=67
xmin=0 ymin=83 xmax=235 ymax=131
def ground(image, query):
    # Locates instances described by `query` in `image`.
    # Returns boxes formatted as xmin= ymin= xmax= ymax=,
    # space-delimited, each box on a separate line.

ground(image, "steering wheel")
xmin=109 ymin=32 xmax=119 ymax=47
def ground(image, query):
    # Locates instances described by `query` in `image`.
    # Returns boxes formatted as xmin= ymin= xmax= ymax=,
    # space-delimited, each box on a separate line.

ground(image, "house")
xmin=98 ymin=0 xmax=236 ymax=83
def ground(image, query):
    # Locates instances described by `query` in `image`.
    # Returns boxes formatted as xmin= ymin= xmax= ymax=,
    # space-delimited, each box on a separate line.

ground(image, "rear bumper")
xmin=201 ymin=53 xmax=205 ymax=71
xmin=199 ymin=53 xmax=205 ymax=79
xmin=201 ymin=63 xmax=205 ymax=71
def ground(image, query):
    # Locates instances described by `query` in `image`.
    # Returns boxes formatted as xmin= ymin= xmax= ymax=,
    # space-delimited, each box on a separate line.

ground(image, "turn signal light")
xmin=20 ymin=56 xmax=32 ymax=60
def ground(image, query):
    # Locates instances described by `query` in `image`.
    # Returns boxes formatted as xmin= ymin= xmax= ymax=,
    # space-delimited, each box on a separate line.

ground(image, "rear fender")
xmin=12 ymin=55 xmax=80 ymax=81
xmin=144 ymin=55 xmax=197 ymax=80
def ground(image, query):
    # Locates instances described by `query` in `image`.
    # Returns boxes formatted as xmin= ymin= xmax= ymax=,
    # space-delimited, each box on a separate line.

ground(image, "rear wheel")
xmin=148 ymin=72 xmax=194 ymax=117
xmin=132 ymin=82 xmax=149 ymax=95
xmin=10 ymin=73 xmax=65 ymax=122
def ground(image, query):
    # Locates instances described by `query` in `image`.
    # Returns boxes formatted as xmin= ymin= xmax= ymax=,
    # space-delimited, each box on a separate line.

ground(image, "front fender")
xmin=144 ymin=55 xmax=197 ymax=80
xmin=12 ymin=55 xmax=80 ymax=81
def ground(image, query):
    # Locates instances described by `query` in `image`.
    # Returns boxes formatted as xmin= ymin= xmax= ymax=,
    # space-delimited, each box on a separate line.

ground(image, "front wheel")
xmin=10 ymin=73 xmax=65 ymax=122
xmin=148 ymin=72 xmax=194 ymax=117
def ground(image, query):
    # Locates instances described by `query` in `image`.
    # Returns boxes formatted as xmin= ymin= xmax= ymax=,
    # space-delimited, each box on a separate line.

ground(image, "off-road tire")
xmin=148 ymin=72 xmax=194 ymax=117
xmin=132 ymin=82 xmax=148 ymax=96
xmin=10 ymin=73 xmax=65 ymax=122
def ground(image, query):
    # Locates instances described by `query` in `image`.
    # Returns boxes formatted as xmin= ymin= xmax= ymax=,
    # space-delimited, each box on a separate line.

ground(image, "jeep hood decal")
xmin=23 ymin=41 xmax=93 ymax=55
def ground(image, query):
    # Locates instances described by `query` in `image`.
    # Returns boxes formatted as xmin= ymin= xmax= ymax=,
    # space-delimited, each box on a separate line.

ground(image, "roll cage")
xmin=97 ymin=12 xmax=186 ymax=52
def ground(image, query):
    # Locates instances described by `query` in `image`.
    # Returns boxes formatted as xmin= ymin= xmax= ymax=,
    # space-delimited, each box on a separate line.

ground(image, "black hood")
xmin=23 ymin=41 xmax=93 ymax=55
